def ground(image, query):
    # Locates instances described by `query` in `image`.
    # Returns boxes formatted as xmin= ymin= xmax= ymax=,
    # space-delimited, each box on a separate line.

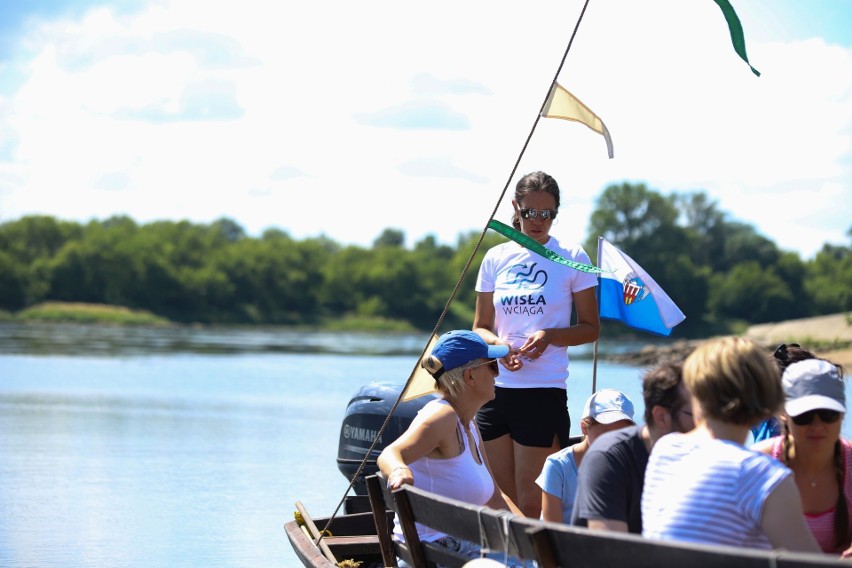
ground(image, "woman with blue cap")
xmin=753 ymin=357 xmax=852 ymax=556
xmin=378 ymin=330 xmax=523 ymax=563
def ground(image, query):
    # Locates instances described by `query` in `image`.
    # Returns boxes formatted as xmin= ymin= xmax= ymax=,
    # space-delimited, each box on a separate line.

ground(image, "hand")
xmin=518 ymin=330 xmax=550 ymax=360
xmin=841 ymin=544 xmax=852 ymax=559
xmin=388 ymin=466 xmax=414 ymax=490
xmin=500 ymin=349 xmax=524 ymax=372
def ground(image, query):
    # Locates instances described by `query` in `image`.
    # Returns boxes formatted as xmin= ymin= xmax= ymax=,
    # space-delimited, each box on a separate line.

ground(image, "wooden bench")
xmin=365 ymin=473 xmax=539 ymax=568
xmin=526 ymin=521 xmax=849 ymax=568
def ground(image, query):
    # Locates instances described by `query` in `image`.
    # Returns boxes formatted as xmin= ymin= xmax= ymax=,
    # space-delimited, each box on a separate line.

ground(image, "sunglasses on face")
xmin=791 ymin=409 xmax=842 ymax=426
xmin=518 ymin=208 xmax=557 ymax=221
xmin=468 ymin=359 xmax=499 ymax=374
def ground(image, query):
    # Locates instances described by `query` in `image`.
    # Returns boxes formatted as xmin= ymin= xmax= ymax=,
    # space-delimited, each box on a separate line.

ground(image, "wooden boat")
xmin=284 ymin=382 xmax=848 ymax=568
xmin=284 ymin=467 xmax=849 ymax=568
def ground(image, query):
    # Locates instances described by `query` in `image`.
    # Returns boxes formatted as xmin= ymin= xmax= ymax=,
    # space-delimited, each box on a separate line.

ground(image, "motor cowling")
xmin=336 ymin=382 xmax=437 ymax=495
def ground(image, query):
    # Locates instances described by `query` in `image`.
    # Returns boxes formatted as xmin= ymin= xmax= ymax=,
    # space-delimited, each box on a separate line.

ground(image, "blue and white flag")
xmin=597 ymin=237 xmax=686 ymax=336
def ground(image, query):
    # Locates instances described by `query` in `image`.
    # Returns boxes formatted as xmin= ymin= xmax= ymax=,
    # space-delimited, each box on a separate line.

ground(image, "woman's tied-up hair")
xmin=421 ymin=354 xmax=483 ymax=398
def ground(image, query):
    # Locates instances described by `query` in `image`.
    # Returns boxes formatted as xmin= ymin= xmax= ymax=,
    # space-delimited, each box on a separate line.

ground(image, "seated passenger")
xmin=377 ymin=330 xmax=524 ymax=565
xmin=642 ymin=337 xmax=820 ymax=553
xmin=536 ymin=388 xmax=635 ymax=523
xmin=751 ymin=343 xmax=820 ymax=443
xmin=571 ymin=361 xmax=694 ymax=534
xmin=752 ymin=356 xmax=852 ymax=556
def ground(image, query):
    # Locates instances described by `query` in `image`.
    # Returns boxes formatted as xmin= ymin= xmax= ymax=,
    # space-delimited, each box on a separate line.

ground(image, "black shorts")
xmin=476 ymin=387 xmax=571 ymax=448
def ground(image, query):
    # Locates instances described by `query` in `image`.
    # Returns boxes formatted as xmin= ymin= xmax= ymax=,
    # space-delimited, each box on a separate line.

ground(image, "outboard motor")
xmin=337 ymin=381 xmax=437 ymax=495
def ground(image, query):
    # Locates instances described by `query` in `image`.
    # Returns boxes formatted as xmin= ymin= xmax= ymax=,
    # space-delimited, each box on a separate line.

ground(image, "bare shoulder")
xmin=413 ymin=400 xmax=457 ymax=431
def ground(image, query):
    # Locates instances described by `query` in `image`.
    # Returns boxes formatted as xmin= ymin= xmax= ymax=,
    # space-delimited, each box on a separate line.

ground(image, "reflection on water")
xmin=0 ymin=321 xmax=434 ymax=356
xmin=0 ymin=322 xmax=655 ymax=359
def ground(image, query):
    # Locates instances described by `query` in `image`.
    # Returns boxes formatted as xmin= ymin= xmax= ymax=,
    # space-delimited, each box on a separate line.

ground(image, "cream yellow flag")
xmin=541 ymin=82 xmax=614 ymax=159
xmin=400 ymin=334 xmax=439 ymax=402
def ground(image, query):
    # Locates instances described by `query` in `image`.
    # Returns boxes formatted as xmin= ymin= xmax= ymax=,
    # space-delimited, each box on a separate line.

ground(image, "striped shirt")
xmin=642 ymin=433 xmax=791 ymax=549
xmin=768 ymin=436 xmax=852 ymax=553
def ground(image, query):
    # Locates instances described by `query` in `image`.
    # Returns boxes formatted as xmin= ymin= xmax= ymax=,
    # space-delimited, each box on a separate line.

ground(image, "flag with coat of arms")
xmin=597 ymin=237 xmax=686 ymax=336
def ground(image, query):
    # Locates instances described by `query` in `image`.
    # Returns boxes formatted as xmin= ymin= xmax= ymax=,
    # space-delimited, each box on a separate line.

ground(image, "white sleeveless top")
xmin=393 ymin=399 xmax=495 ymax=543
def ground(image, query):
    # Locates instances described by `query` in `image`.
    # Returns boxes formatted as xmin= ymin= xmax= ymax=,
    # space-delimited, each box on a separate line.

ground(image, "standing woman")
xmin=752 ymin=358 xmax=852 ymax=557
xmin=473 ymin=171 xmax=600 ymax=517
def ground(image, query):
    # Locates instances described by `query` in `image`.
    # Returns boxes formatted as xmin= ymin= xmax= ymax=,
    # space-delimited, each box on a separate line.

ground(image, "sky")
xmin=0 ymin=0 xmax=850 ymax=260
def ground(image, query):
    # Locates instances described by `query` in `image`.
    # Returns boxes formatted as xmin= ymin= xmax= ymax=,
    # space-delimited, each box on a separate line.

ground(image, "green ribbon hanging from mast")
xmin=487 ymin=220 xmax=606 ymax=274
xmin=714 ymin=0 xmax=760 ymax=77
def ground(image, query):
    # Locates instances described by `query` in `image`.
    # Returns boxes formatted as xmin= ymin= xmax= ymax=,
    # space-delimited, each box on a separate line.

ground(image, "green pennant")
xmin=714 ymin=0 xmax=760 ymax=77
xmin=487 ymin=220 xmax=606 ymax=274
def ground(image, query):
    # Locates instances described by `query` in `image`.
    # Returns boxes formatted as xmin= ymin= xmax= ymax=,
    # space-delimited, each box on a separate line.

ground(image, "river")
xmin=0 ymin=323 xmax=843 ymax=568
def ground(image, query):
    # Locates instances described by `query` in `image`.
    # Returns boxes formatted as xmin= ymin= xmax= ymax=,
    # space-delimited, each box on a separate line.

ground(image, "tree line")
xmin=0 ymin=182 xmax=849 ymax=337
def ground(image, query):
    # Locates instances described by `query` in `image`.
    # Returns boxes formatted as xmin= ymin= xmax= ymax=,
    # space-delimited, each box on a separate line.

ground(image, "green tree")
xmin=708 ymin=261 xmax=795 ymax=323
xmin=373 ymin=228 xmax=406 ymax=248
xmin=805 ymin=243 xmax=852 ymax=314
xmin=0 ymin=250 xmax=26 ymax=310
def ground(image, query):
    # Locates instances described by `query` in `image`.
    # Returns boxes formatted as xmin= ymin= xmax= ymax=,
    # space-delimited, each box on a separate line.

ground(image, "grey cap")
xmin=783 ymin=359 xmax=845 ymax=417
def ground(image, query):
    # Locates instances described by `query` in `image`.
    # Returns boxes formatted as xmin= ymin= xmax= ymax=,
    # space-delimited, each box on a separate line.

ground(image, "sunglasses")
xmin=791 ymin=409 xmax=842 ymax=426
xmin=519 ymin=208 xmax=557 ymax=221
xmin=468 ymin=359 xmax=500 ymax=374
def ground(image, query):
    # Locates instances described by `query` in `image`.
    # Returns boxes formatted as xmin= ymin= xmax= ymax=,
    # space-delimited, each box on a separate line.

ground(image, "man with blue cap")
xmin=378 ymin=330 xmax=525 ymax=564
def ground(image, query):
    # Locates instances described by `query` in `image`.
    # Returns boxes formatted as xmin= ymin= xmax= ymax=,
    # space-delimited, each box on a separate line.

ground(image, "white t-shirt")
xmin=475 ymin=237 xmax=597 ymax=389
xmin=642 ymin=433 xmax=791 ymax=549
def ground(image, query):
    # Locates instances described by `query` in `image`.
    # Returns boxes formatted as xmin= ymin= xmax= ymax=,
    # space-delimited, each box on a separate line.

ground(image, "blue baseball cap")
xmin=423 ymin=330 xmax=509 ymax=379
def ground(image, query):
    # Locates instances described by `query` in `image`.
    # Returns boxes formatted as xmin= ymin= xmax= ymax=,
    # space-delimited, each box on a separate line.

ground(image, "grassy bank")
xmin=4 ymin=302 xmax=418 ymax=332
xmin=13 ymin=302 xmax=171 ymax=326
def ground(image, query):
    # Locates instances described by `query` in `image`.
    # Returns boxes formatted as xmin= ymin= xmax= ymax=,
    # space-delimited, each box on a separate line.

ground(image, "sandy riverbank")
xmin=607 ymin=313 xmax=852 ymax=368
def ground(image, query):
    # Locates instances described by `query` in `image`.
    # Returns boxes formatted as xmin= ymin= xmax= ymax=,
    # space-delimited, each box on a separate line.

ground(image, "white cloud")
xmin=0 ymin=0 xmax=849 ymax=258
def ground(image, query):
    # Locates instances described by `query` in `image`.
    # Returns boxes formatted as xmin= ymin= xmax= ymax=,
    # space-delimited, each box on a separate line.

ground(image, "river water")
xmin=0 ymin=323 xmax=842 ymax=568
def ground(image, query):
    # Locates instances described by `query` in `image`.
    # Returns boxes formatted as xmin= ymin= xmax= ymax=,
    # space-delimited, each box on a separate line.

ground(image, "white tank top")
xmin=393 ymin=399 xmax=495 ymax=543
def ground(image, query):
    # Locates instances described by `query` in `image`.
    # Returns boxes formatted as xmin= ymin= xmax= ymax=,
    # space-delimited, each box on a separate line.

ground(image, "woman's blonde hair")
xmin=683 ymin=336 xmax=784 ymax=425
xmin=422 ymin=356 xmax=488 ymax=398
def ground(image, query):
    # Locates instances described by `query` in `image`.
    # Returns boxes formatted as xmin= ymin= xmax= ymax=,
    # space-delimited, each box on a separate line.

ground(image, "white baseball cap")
xmin=582 ymin=389 xmax=635 ymax=425
xmin=783 ymin=359 xmax=845 ymax=417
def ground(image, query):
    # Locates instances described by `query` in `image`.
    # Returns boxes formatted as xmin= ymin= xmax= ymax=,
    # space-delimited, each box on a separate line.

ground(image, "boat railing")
xmin=368 ymin=473 xmax=849 ymax=568
xmin=367 ymin=472 xmax=537 ymax=567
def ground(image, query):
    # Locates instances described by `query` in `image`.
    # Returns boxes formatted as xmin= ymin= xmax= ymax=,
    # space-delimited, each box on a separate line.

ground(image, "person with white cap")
xmin=753 ymin=356 xmax=852 ymax=556
xmin=377 ymin=330 xmax=524 ymax=564
xmin=536 ymin=389 xmax=635 ymax=523
xmin=572 ymin=361 xmax=694 ymax=534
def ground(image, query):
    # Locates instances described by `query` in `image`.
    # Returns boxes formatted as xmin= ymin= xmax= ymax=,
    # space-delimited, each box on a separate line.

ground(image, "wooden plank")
xmin=506 ymin=515 xmax=543 ymax=562
xmin=775 ymin=551 xmax=849 ymax=567
xmin=539 ymin=522 xmax=774 ymax=568
xmin=366 ymin=474 xmax=398 ymax=567
xmin=295 ymin=501 xmax=338 ymax=565
xmin=283 ymin=519 xmax=338 ymax=568
xmin=391 ymin=486 xmax=429 ymax=568
xmin=325 ymin=534 xmax=381 ymax=557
